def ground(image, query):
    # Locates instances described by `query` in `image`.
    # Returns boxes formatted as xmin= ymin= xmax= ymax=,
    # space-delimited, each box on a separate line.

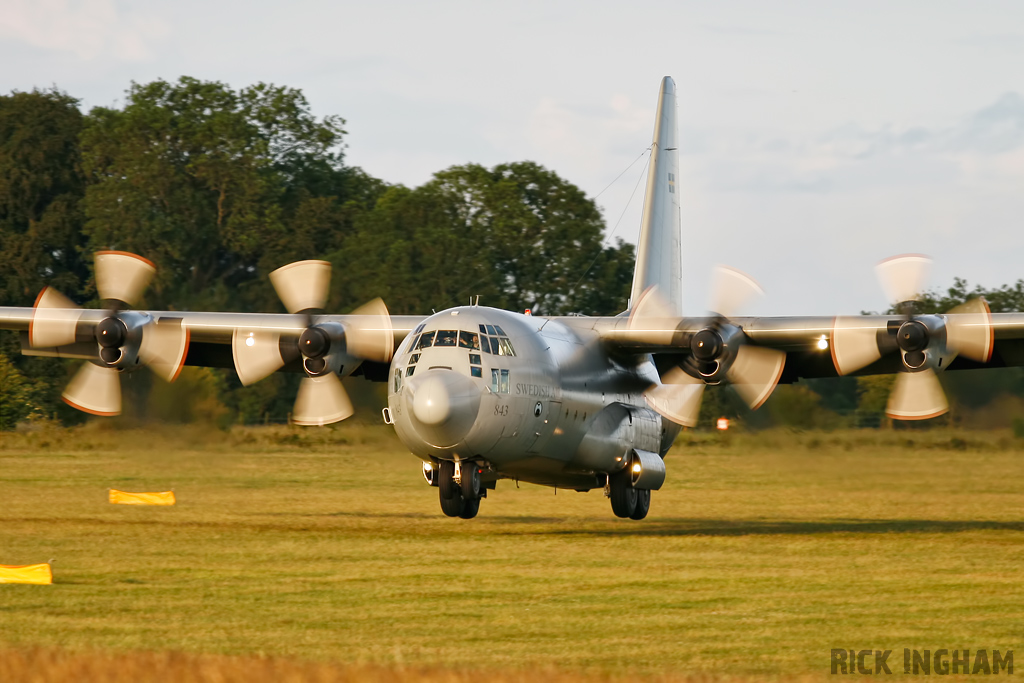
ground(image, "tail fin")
xmin=629 ymin=77 xmax=682 ymax=315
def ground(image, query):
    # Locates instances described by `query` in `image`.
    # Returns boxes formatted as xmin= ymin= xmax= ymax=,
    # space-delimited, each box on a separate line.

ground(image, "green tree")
xmin=0 ymin=88 xmax=88 ymax=307
xmin=330 ymin=162 xmax=635 ymax=316
xmin=80 ymin=77 xmax=353 ymax=312
xmin=0 ymin=88 xmax=91 ymax=425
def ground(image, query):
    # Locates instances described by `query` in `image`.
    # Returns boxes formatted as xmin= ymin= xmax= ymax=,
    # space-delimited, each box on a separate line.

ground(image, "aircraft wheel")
xmin=460 ymin=462 xmax=481 ymax=500
xmin=439 ymin=487 xmax=465 ymax=517
xmin=630 ymin=488 xmax=651 ymax=520
xmin=458 ymin=497 xmax=480 ymax=519
xmin=438 ymin=460 xmax=458 ymax=500
xmin=609 ymin=471 xmax=637 ymax=518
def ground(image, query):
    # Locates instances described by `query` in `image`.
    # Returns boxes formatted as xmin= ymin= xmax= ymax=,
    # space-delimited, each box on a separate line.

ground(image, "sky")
xmin=2 ymin=0 xmax=1023 ymax=316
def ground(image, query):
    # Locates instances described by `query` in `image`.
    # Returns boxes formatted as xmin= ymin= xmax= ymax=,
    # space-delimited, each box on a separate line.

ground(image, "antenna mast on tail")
xmin=629 ymin=77 xmax=682 ymax=315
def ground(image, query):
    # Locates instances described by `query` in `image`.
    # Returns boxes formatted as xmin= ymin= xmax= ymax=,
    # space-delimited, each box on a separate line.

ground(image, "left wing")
xmin=0 ymin=255 xmax=426 ymax=423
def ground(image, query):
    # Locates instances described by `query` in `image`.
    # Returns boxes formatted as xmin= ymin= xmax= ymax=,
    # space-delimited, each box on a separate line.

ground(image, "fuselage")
xmin=386 ymin=306 xmax=679 ymax=490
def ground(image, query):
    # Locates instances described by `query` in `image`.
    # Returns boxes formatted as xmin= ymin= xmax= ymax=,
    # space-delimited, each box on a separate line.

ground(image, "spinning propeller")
xmin=29 ymin=251 xmax=190 ymax=416
xmin=231 ymin=260 xmax=394 ymax=426
xmin=832 ymin=254 xmax=993 ymax=420
xmin=630 ymin=266 xmax=786 ymax=427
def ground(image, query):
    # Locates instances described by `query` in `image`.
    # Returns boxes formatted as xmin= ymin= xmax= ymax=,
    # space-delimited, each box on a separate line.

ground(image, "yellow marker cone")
xmin=109 ymin=489 xmax=176 ymax=506
xmin=0 ymin=563 xmax=53 ymax=585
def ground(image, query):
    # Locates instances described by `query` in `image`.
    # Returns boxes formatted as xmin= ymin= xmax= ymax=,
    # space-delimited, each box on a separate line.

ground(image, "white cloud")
xmin=0 ymin=0 xmax=166 ymax=61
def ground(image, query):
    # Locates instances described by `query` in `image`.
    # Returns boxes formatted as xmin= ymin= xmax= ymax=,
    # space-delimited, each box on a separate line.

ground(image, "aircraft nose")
xmin=405 ymin=369 xmax=482 ymax=448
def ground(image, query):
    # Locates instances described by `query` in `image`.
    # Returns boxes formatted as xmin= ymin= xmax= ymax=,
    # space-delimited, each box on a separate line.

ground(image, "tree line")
xmin=0 ymin=78 xmax=634 ymax=428
xmin=1 ymin=77 xmax=1022 ymax=430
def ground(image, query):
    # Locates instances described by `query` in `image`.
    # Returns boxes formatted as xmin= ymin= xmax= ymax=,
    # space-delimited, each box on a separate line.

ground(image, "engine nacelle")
xmin=894 ymin=315 xmax=956 ymax=371
xmin=299 ymin=321 xmax=361 ymax=378
xmin=95 ymin=311 xmax=150 ymax=371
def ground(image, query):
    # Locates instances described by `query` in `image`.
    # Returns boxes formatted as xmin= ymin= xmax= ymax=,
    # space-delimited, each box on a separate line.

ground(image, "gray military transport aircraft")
xmin=3 ymin=77 xmax=1024 ymax=520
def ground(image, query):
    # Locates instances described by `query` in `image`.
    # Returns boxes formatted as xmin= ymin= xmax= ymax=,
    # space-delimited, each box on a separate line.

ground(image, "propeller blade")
xmin=709 ymin=266 xmax=763 ymax=319
xmin=886 ymin=368 xmax=948 ymax=420
xmin=345 ymin=298 xmax=395 ymax=363
xmin=29 ymin=286 xmax=83 ymax=348
xmin=232 ymin=329 xmax=286 ymax=386
xmin=831 ymin=316 xmax=885 ymax=375
xmin=876 ymin=254 xmax=931 ymax=306
xmin=269 ymin=260 xmax=331 ymax=314
xmin=292 ymin=373 xmax=354 ymax=426
xmin=62 ymin=362 xmax=121 ymax=416
xmin=644 ymin=366 xmax=705 ymax=427
xmin=627 ymin=286 xmax=677 ymax=345
xmin=945 ymin=297 xmax=994 ymax=363
xmin=726 ymin=345 xmax=786 ymax=409
xmin=138 ymin=319 xmax=191 ymax=383
xmin=94 ymin=251 xmax=156 ymax=307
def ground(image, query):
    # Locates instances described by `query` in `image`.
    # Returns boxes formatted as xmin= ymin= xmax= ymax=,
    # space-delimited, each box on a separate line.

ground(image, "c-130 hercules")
xmin=3 ymin=77 xmax=1024 ymax=520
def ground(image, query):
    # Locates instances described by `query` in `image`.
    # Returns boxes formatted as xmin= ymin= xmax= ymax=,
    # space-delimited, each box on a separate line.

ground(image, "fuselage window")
xmin=491 ymin=369 xmax=510 ymax=394
xmin=485 ymin=325 xmax=497 ymax=335
xmin=494 ymin=325 xmax=507 ymax=336
xmin=435 ymin=330 xmax=457 ymax=347
xmin=469 ymin=353 xmax=481 ymax=365
xmin=409 ymin=353 xmax=420 ymax=365
xmin=498 ymin=338 xmax=515 ymax=356
xmin=470 ymin=366 xmax=482 ymax=378
xmin=416 ymin=331 xmax=435 ymax=350
xmin=406 ymin=366 xmax=416 ymax=377
xmin=459 ymin=331 xmax=481 ymax=350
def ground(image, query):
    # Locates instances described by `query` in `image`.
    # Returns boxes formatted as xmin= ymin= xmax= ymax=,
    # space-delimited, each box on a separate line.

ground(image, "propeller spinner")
xmin=231 ymin=260 xmax=394 ymax=426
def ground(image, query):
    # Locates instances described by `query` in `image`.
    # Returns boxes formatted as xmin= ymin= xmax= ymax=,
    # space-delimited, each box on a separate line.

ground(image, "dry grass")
xmin=1 ymin=424 xmax=1023 ymax=681
xmin=0 ymin=648 xmax=800 ymax=683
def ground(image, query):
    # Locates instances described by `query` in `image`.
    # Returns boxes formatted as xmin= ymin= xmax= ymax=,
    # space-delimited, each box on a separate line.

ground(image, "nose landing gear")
xmin=438 ymin=459 xmax=483 ymax=519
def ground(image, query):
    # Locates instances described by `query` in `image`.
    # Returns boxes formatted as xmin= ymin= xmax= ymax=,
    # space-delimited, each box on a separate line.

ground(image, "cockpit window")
xmin=435 ymin=330 xmax=457 ymax=347
xmin=479 ymin=337 xmax=490 ymax=354
xmin=414 ymin=323 xmax=425 ymax=334
xmin=459 ymin=331 xmax=481 ymax=350
xmin=416 ymin=331 xmax=435 ymax=350
xmin=478 ymin=324 xmax=487 ymax=334
xmin=489 ymin=337 xmax=501 ymax=355
xmin=485 ymin=325 xmax=496 ymax=335
xmin=499 ymin=338 xmax=515 ymax=356
xmin=494 ymin=326 xmax=507 ymax=336
xmin=491 ymin=369 xmax=510 ymax=393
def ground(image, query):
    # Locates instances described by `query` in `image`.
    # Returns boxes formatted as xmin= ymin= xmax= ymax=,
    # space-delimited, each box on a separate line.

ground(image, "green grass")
xmin=1 ymin=424 xmax=1023 ymax=679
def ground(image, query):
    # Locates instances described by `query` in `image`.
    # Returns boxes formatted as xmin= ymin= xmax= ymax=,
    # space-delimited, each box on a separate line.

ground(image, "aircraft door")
xmin=527 ymin=400 xmax=563 ymax=456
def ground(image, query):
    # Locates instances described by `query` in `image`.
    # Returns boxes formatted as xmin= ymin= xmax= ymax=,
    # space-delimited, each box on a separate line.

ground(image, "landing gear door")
xmin=527 ymin=400 xmax=562 ymax=456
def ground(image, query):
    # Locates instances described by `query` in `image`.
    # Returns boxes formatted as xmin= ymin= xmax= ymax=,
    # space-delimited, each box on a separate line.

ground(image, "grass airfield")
xmin=1 ymin=424 xmax=1023 ymax=681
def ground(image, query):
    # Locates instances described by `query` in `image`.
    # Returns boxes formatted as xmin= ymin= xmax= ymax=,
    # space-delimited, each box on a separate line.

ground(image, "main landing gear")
xmin=608 ymin=470 xmax=651 ymax=520
xmin=438 ymin=460 xmax=483 ymax=519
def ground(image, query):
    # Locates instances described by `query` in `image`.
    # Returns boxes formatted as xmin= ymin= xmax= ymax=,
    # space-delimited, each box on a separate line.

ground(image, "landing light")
xmin=817 ymin=335 xmax=829 ymax=350
xmin=423 ymin=462 xmax=433 ymax=471
xmin=245 ymin=334 xmax=255 ymax=347
xmin=632 ymin=462 xmax=642 ymax=474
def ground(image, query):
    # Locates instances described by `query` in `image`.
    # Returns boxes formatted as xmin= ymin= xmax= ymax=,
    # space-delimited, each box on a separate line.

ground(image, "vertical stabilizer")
xmin=629 ymin=77 xmax=682 ymax=315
